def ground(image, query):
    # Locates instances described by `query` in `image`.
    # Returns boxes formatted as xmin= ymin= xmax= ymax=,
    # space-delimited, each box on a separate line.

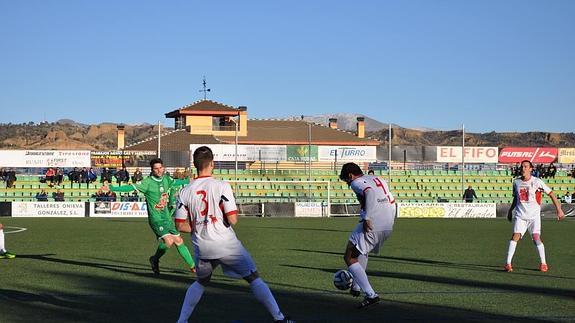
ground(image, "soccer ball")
xmin=333 ymin=269 xmax=353 ymax=290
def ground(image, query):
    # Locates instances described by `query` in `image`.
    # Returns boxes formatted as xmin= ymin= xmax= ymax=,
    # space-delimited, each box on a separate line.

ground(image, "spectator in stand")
xmin=6 ymin=169 xmax=16 ymax=189
xmin=463 ymin=185 xmax=478 ymax=203
xmin=106 ymin=190 xmax=117 ymax=202
xmin=52 ymin=189 xmax=65 ymax=202
xmin=564 ymin=192 xmax=572 ymax=204
xmin=532 ymin=165 xmax=540 ymax=178
xmin=0 ymin=168 xmax=5 ymax=183
xmin=173 ymin=168 xmax=186 ymax=180
xmin=68 ymin=167 xmax=80 ymax=185
xmin=35 ymin=189 xmax=48 ymax=202
xmin=129 ymin=191 xmax=139 ymax=202
xmin=92 ymin=189 xmax=107 ymax=202
xmin=45 ymin=168 xmax=55 ymax=187
xmin=55 ymin=168 xmax=64 ymax=187
xmin=132 ymin=168 xmax=143 ymax=183
xmin=548 ymin=163 xmax=557 ymax=179
xmin=80 ymin=167 xmax=88 ymax=186
xmin=87 ymin=167 xmax=98 ymax=184
xmin=367 ymin=170 xmax=375 ymax=175
xmin=570 ymin=165 xmax=575 ymax=178
xmin=512 ymin=163 xmax=521 ymax=177
xmin=101 ymin=167 xmax=109 ymax=184
xmin=115 ymin=167 xmax=129 ymax=185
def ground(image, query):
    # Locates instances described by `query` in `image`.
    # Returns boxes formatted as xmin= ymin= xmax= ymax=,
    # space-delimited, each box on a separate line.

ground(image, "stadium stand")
xmin=5 ymin=168 xmax=573 ymax=205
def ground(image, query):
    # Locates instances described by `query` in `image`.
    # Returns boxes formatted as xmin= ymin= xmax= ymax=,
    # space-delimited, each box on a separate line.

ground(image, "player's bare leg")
xmin=504 ymin=233 xmax=521 ymax=272
xmin=344 ymin=242 xmax=379 ymax=308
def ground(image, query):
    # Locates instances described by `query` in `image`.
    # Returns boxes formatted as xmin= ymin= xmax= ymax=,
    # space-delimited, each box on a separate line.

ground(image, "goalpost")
xmin=226 ymin=180 xmax=333 ymax=217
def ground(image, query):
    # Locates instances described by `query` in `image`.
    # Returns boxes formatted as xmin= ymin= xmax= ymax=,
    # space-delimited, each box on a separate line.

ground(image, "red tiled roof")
xmin=165 ymin=100 xmax=239 ymax=118
xmin=125 ymin=130 xmax=223 ymax=151
xmin=217 ymin=120 xmax=379 ymax=145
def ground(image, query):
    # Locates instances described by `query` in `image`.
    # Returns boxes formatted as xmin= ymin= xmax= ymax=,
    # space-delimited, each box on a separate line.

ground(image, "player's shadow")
xmin=0 ymin=269 xmax=560 ymax=322
xmin=16 ymin=253 xmax=193 ymax=283
xmin=288 ymin=248 xmax=575 ymax=279
xmin=282 ymin=263 xmax=574 ymax=300
xmin=249 ymin=225 xmax=349 ymax=233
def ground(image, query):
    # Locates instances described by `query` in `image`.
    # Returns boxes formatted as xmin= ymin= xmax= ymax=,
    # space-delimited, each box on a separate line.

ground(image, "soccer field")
xmin=1 ymin=217 xmax=574 ymax=322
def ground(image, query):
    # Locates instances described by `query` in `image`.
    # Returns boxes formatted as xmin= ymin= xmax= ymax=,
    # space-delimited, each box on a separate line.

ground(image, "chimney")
xmin=328 ymin=118 xmax=338 ymax=129
xmin=117 ymin=125 xmax=125 ymax=149
xmin=238 ymin=106 xmax=248 ymax=136
xmin=356 ymin=117 xmax=365 ymax=138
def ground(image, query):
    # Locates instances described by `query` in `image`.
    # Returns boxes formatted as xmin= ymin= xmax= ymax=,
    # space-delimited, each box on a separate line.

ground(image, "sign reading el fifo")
xmin=558 ymin=148 xmax=575 ymax=164
xmin=436 ymin=147 xmax=498 ymax=163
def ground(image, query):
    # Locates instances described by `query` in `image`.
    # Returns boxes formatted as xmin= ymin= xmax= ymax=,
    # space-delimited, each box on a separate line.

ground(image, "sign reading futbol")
xmin=499 ymin=147 xmax=558 ymax=163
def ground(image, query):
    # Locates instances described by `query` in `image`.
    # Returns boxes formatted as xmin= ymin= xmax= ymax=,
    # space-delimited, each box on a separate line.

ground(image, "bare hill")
xmin=0 ymin=122 xmax=168 ymax=150
xmin=370 ymin=127 xmax=575 ymax=147
xmin=1 ymin=120 xmax=574 ymax=150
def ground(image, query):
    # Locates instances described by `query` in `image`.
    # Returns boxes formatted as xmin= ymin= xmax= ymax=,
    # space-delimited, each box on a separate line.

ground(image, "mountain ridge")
xmin=1 ymin=115 xmax=574 ymax=150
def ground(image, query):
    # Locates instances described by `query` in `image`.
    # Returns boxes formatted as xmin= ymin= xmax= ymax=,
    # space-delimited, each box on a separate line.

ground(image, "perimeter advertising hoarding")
xmin=12 ymin=202 xmax=85 ymax=217
xmin=0 ymin=150 xmax=91 ymax=168
xmin=294 ymin=202 xmax=326 ymax=217
xmin=286 ymin=145 xmax=318 ymax=162
xmin=318 ymin=146 xmax=377 ymax=162
xmin=498 ymin=147 xmax=558 ymax=163
xmin=89 ymin=202 xmax=148 ymax=217
xmin=436 ymin=147 xmax=498 ymax=163
xmin=397 ymin=203 xmax=496 ymax=218
xmin=190 ymin=144 xmax=286 ymax=162
xmin=558 ymin=148 xmax=575 ymax=164
xmin=91 ymin=150 xmax=156 ymax=168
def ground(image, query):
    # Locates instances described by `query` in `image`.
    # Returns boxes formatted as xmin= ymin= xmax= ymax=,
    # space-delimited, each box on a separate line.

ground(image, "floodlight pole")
xmin=157 ymin=120 xmax=161 ymax=158
xmin=461 ymin=123 xmax=465 ymax=199
xmin=308 ymin=122 xmax=312 ymax=200
xmin=388 ymin=123 xmax=392 ymax=183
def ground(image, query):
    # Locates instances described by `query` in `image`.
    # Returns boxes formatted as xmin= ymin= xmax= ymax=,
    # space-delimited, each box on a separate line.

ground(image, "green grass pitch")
xmin=1 ymin=217 xmax=574 ymax=322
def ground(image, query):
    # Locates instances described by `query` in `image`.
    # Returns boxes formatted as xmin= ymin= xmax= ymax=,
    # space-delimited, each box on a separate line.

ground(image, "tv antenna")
xmin=199 ymin=76 xmax=211 ymax=100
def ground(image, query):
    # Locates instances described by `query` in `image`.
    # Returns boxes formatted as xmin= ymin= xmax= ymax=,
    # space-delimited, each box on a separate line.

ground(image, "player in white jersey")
xmin=339 ymin=163 xmax=396 ymax=309
xmin=174 ymin=146 xmax=293 ymax=323
xmin=504 ymin=160 xmax=565 ymax=273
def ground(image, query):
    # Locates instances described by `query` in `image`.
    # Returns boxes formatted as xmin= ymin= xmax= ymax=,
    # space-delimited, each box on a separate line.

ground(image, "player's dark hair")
xmin=149 ymin=158 xmax=163 ymax=168
xmin=521 ymin=160 xmax=533 ymax=168
xmin=339 ymin=162 xmax=363 ymax=182
xmin=193 ymin=146 xmax=214 ymax=171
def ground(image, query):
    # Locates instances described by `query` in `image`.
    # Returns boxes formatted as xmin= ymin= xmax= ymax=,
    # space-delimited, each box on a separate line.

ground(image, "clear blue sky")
xmin=1 ymin=0 xmax=573 ymax=133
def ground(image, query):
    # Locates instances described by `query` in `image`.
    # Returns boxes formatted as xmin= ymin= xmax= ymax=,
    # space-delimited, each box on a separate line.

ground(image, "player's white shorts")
xmin=512 ymin=216 xmax=541 ymax=238
xmin=349 ymin=223 xmax=393 ymax=255
xmin=195 ymin=245 xmax=257 ymax=280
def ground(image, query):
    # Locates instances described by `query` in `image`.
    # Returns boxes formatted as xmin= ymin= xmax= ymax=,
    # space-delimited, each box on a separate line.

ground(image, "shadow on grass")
xmin=0 ymin=269 xmax=558 ymax=323
xmin=283 ymin=263 xmax=574 ymax=300
xmin=289 ymin=248 xmax=575 ymax=280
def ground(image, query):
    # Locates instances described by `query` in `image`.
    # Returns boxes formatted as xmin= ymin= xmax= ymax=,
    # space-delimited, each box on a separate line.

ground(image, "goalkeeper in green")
xmin=106 ymin=158 xmax=195 ymax=275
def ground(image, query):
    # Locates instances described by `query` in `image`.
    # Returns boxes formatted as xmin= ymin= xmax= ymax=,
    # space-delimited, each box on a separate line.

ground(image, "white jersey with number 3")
xmin=175 ymin=176 xmax=240 ymax=259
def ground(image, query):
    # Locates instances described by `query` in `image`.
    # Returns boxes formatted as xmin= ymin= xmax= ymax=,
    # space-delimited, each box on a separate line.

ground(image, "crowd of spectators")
xmin=510 ymin=163 xmax=557 ymax=179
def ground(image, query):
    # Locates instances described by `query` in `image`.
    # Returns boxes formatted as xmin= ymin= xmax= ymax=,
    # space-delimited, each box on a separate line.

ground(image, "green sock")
xmin=176 ymin=243 xmax=196 ymax=268
xmin=154 ymin=242 xmax=168 ymax=259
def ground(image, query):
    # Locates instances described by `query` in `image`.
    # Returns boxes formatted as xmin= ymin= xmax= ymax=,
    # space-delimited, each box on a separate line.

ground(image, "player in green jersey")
xmin=105 ymin=158 xmax=195 ymax=275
